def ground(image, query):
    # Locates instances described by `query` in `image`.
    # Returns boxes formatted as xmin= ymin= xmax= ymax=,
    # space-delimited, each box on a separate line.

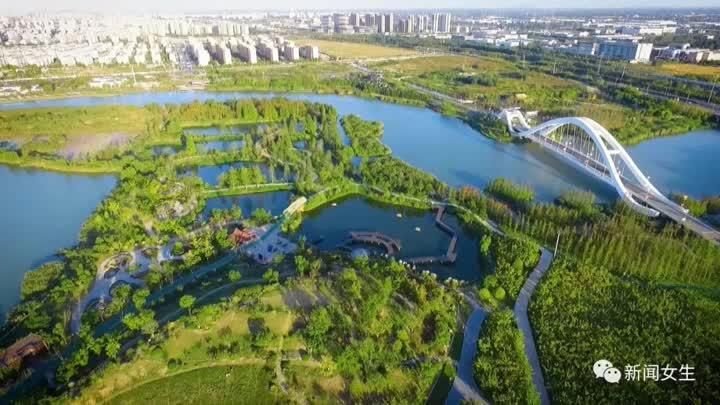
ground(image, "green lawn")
xmin=108 ymin=365 xmax=278 ymax=405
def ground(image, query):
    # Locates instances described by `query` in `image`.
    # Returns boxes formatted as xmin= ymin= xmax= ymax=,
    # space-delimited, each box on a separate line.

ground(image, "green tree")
xmin=480 ymin=234 xmax=492 ymax=257
xmin=132 ymin=288 xmax=150 ymax=310
xmin=295 ymin=255 xmax=309 ymax=277
xmin=474 ymin=310 xmax=539 ymax=404
xmin=179 ymin=294 xmax=197 ymax=315
xmin=228 ymin=270 xmax=242 ymax=283
xmin=105 ymin=335 xmax=121 ymax=360
xmin=263 ymin=269 xmax=280 ymax=285
xmin=251 ymin=208 xmax=273 ymax=225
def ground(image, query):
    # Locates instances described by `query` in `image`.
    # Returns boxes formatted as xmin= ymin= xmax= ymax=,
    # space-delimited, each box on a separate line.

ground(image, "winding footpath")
xmin=445 ymin=294 xmax=490 ymax=405
xmin=514 ymin=248 xmax=554 ymax=405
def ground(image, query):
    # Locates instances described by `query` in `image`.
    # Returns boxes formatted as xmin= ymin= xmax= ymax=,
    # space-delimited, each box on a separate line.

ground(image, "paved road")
xmin=514 ymin=248 xmax=554 ymax=405
xmin=445 ymin=295 xmax=490 ymax=405
xmin=625 ymin=183 xmax=720 ymax=245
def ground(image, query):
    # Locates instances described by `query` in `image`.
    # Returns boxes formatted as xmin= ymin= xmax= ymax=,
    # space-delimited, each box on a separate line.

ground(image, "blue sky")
xmin=2 ymin=0 xmax=718 ymax=14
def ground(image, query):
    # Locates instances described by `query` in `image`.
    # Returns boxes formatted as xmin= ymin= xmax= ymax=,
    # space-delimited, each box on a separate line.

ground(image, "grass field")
xmin=108 ymin=365 xmax=278 ymax=405
xmin=631 ymin=62 xmax=720 ymax=81
xmin=294 ymin=39 xmax=419 ymax=59
xmin=0 ymin=105 xmax=149 ymax=140
xmin=373 ymin=54 xmax=510 ymax=75
xmin=375 ymin=54 xmax=582 ymax=110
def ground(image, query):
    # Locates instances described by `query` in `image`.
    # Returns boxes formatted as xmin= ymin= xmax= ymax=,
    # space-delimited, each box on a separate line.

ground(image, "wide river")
xmin=1 ymin=91 xmax=719 ymax=315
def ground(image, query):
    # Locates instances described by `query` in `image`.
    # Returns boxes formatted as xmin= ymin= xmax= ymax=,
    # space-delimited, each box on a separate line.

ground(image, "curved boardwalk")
xmin=406 ymin=206 xmax=458 ymax=265
xmin=513 ymin=248 xmax=553 ymax=405
xmin=348 ymin=231 xmax=402 ymax=254
xmin=445 ymin=294 xmax=489 ymax=405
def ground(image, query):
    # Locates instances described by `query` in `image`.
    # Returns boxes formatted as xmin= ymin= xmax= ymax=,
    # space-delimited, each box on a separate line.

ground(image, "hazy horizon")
xmin=3 ymin=1 xmax=720 ymax=15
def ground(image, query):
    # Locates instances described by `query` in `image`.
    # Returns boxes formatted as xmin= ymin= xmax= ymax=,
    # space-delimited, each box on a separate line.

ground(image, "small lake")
xmin=197 ymin=140 xmax=244 ymax=153
xmin=179 ymin=162 xmax=287 ymax=186
xmin=202 ymin=191 xmax=292 ymax=220
xmin=300 ymin=197 xmax=485 ymax=282
xmin=0 ymin=166 xmax=116 ymax=319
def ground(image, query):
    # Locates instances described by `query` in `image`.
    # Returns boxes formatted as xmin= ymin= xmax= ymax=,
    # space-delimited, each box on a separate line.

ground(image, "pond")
xmin=196 ymin=140 xmax=244 ymax=153
xmin=202 ymin=191 xmax=292 ymax=220
xmin=179 ymin=162 xmax=292 ymax=186
xmin=299 ymin=197 xmax=485 ymax=282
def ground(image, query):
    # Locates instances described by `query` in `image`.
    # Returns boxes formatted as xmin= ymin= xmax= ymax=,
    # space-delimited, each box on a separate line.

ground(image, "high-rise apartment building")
xmin=431 ymin=13 xmax=440 ymax=32
xmin=439 ymin=13 xmax=452 ymax=33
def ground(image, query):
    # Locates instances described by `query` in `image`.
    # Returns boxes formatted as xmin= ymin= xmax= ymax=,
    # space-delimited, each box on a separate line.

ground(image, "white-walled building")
xmin=299 ymin=45 xmax=319 ymax=60
xmin=257 ymin=42 xmax=279 ymax=62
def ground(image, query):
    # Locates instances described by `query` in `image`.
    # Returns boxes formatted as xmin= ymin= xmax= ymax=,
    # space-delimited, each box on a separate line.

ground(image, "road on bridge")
xmin=625 ymin=183 xmax=720 ymax=245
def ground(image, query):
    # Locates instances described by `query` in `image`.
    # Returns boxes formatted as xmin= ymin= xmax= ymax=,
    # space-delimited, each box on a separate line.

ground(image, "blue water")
xmin=202 ymin=191 xmax=292 ymax=220
xmin=628 ymin=129 xmax=720 ymax=199
xmin=197 ymin=140 xmax=244 ymax=153
xmin=1 ymin=91 xmax=719 ymax=313
xmin=300 ymin=197 xmax=484 ymax=281
xmin=2 ymin=91 xmax=716 ymax=199
xmin=179 ymin=162 xmax=280 ymax=186
xmin=0 ymin=166 xmax=116 ymax=317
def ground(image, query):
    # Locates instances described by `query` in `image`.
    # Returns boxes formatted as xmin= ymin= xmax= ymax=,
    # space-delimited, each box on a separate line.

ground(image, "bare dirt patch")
xmin=59 ymin=132 xmax=134 ymax=160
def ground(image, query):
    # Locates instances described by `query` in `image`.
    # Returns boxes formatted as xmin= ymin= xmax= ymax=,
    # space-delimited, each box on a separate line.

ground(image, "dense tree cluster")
xmin=360 ymin=157 xmax=448 ymax=198
xmin=485 ymin=178 xmax=535 ymax=208
xmin=340 ymin=114 xmax=390 ymax=157
xmin=474 ymin=310 xmax=539 ymax=404
xmin=670 ymin=193 xmax=720 ymax=218
xmin=531 ymin=257 xmax=720 ymax=404
xmin=218 ymin=166 xmax=266 ymax=188
xmin=302 ymin=256 xmax=458 ymax=402
xmin=486 ymin=236 xmax=540 ymax=300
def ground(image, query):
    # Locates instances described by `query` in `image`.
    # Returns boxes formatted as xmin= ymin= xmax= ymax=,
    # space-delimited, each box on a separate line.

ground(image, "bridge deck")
xmin=512 ymin=114 xmax=720 ymax=245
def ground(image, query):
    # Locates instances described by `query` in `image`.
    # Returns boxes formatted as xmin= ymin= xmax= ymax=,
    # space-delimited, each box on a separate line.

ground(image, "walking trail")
xmin=513 ymin=248 xmax=553 ymax=405
xmin=445 ymin=294 xmax=490 ymax=405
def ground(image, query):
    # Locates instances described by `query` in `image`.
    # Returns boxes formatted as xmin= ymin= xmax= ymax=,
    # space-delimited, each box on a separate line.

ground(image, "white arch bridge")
xmin=499 ymin=109 xmax=720 ymax=244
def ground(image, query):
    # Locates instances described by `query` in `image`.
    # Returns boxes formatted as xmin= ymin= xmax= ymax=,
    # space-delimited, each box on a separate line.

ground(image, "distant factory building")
xmin=598 ymin=41 xmax=653 ymax=62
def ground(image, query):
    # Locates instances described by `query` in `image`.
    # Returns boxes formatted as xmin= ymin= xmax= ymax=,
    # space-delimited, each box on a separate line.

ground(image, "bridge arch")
xmin=499 ymin=110 xmax=680 ymax=217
